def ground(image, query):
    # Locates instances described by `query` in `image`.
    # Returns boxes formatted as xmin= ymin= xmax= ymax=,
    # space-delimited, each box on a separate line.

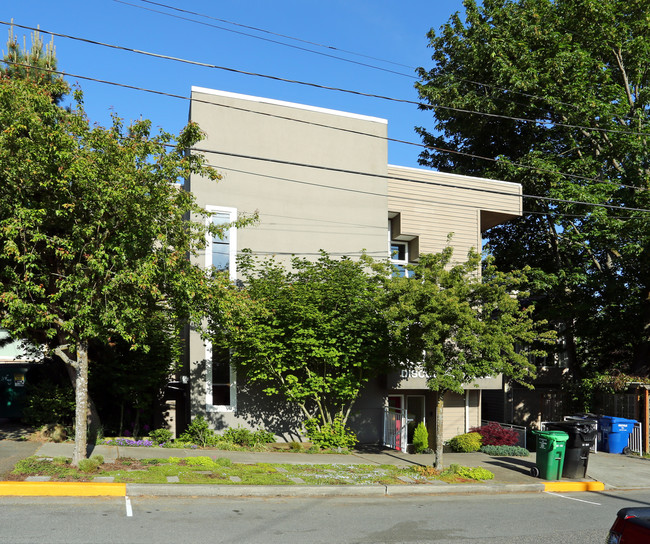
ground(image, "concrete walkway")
xmin=0 ymin=440 xmax=41 ymax=479
xmin=0 ymin=440 xmax=645 ymax=497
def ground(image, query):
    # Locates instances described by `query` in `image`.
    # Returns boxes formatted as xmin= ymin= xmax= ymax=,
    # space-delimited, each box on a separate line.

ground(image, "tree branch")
xmin=53 ymin=344 xmax=78 ymax=370
xmin=612 ymin=47 xmax=635 ymax=108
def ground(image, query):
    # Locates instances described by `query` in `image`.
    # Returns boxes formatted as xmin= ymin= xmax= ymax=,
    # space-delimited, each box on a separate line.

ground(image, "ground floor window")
xmin=206 ymin=342 xmax=236 ymax=412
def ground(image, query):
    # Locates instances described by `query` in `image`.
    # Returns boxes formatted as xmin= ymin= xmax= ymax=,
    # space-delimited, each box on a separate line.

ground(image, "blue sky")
xmin=4 ymin=1 xmax=468 ymax=169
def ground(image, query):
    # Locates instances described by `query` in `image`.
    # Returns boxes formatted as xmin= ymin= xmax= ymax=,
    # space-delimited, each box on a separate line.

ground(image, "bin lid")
xmin=546 ymin=420 xmax=597 ymax=432
xmin=533 ymin=430 xmax=569 ymax=442
xmin=599 ymin=415 xmax=638 ymax=425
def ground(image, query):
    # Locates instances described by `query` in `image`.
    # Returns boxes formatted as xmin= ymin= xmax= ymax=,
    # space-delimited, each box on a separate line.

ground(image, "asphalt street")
xmin=2 ymin=488 xmax=648 ymax=543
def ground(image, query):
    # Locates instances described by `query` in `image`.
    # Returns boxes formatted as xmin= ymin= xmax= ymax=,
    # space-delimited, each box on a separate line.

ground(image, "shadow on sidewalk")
xmin=481 ymin=456 xmax=536 ymax=477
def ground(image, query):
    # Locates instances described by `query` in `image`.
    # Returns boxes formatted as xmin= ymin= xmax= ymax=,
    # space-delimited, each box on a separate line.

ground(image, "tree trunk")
xmin=434 ymin=391 xmax=445 ymax=470
xmin=72 ymin=340 xmax=89 ymax=466
xmin=62 ymin=350 xmax=101 ymax=445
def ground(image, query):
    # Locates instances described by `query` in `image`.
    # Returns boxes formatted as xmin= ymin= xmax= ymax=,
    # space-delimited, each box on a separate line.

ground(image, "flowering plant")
xmin=102 ymin=438 xmax=155 ymax=447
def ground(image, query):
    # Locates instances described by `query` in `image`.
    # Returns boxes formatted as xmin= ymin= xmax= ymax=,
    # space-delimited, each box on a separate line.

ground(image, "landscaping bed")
xmin=8 ymin=455 xmax=495 ymax=486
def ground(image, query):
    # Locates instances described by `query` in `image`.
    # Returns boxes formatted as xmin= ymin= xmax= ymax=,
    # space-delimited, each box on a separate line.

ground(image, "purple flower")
xmin=101 ymin=437 xmax=155 ymax=448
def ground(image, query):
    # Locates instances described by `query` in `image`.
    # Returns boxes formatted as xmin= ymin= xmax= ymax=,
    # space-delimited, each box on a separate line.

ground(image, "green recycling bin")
xmin=530 ymin=430 xmax=569 ymax=480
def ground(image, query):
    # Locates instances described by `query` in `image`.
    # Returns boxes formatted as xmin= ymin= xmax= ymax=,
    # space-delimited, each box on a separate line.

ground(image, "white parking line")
xmin=543 ymin=491 xmax=601 ymax=505
xmin=125 ymin=496 xmax=133 ymax=517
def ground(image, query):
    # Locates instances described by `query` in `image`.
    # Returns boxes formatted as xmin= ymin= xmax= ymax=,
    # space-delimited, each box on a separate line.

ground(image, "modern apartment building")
xmin=180 ymin=87 xmax=522 ymax=449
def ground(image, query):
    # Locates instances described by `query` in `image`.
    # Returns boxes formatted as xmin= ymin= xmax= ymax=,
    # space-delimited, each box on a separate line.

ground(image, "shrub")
xmin=78 ymin=456 xmax=103 ymax=473
xmin=411 ymin=465 xmax=439 ymax=478
xmin=470 ymin=422 xmax=519 ymax=446
xmin=448 ymin=432 xmax=482 ymax=453
xmin=444 ymin=463 xmax=494 ymax=480
xmin=178 ymin=415 xmax=220 ymax=447
xmin=52 ymin=456 xmax=70 ymax=465
xmin=480 ymin=445 xmax=530 ymax=457
xmin=91 ymin=454 xmax=104 ymax=465
xmin=304 ymin=415 xmax=357 ymax=451
xmin=185 ymin=456 xmax=216 ymax=469
xmin=412 ymin=422 xmax=429 ymax=453
xmin=23 ymin=381 xmax=75 ymax=427
xmin=253 ymin=428 xmax=275 ymax=445
xmin=41 ymin=423 xmax=68 ymax=443
xmin=148 ymin=428 xmax=173 ymax=445
xmin=142 ymin=458 xmax=161 ymax=465
xmin=223 ymin=426 xmax=275 ymax=447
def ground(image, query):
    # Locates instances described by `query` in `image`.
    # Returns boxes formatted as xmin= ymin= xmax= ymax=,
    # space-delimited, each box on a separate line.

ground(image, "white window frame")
xmin=205 ymin=205 xmax=237 ymax=281
xmin=205 ymin=205 xmax=238 ymax=412
xmin=390 ymin=242 xmax=410 ymax=278
xmin=388 ymin=219 xmax=411 ymax=278
xmin=205 ymin=342 xmax=237 ymax=413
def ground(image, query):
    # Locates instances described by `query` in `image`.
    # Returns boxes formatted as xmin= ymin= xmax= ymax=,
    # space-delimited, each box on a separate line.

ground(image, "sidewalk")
xmin=3 ymin=440 xmax=644 ymax=497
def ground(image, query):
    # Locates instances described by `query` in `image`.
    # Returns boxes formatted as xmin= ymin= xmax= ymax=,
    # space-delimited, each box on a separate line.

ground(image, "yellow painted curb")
xmin=0 ymin=482 xmax=126 ymax=497
xmin=543 ymin=481 xmax=605 ymax=492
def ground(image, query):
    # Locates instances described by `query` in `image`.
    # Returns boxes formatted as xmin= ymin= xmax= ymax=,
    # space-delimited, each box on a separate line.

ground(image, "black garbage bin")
xmin=545 ymin=420 xmax=597 ymax=479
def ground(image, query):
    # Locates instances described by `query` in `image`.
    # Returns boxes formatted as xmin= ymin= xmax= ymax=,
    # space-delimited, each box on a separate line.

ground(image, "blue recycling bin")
xmin=598 ymin=416 xmax=637 ymax=454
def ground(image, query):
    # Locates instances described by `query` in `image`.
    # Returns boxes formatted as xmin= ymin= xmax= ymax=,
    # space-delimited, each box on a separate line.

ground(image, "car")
xmin=607 ymin=507 xmax=650 ymax=543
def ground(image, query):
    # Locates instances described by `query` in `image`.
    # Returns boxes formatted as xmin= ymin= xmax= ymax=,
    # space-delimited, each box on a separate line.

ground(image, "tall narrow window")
xmin=205 ymin=206 xmax=237 ymax=411
xmin=211 ymin=346 xmax=232 ymax=406
xmin=205 ymin=206 xmax=237 ymax=280
xmin=212 ymin=212 xmax=231 ymax=272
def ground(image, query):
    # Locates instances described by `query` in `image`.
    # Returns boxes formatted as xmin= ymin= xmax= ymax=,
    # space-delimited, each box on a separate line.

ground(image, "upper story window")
xmin=390 ymin=241 xmax=410 ymax=277
xmin=205 ymin=206 xmax=237 ymax=280
xmin=388 ymin=216 xmax=416 ymax=278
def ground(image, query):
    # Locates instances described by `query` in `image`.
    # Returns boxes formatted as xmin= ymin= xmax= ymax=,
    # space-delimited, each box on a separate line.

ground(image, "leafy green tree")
xmin=0 ymin=74 xmax=220 ymax=464
xmin=416 ymin=0 xmax=650 ymax=381
xmin=207 ymin=251 xmax=391 ymax=434
xmin=88 ymin=312 xmax=179 ymax=438
xmin=384 ymin=245 xmax=553 ymax=468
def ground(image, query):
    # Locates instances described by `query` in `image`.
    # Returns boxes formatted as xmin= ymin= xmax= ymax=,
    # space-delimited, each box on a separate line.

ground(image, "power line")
xmin=200 ymin=150 xmax=650 ymax=214
xmin=4 ymin=58 xmax=648 ymax=196
xmin=4 ymin=20 xmax=650 ymax=140
xmin=125 ymin=0 xmax=414 ymax=70
xmin=126 ymin=0 xmax=645 ymax=130
xmin=120 ymin=1 xmax=630 ymax=127
xmin=214 ymin=164 xmax=633 ymax=220
xmin=1 ymin=64 xmax=645 ymax=219
xmin=114 ymin=0 xmax=416 ymax=79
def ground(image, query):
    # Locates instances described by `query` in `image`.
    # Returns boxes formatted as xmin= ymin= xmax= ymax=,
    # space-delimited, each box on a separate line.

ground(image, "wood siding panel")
xmin=387 ymin=165 xmax=521 ymax=262
xmin=443 ymin=392 xmax=466 ymax=441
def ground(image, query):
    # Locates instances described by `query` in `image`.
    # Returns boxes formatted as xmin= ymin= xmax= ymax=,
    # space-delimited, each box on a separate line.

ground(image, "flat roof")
xmin=388 ymin=163 xmax=522 ymax=191
xmin=191 ymin=87 xmax=388 ymax=125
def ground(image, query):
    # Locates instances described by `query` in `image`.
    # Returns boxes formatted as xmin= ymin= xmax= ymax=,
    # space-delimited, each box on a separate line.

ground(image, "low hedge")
xmin=480 ymin=445 xmax=530 ymax=457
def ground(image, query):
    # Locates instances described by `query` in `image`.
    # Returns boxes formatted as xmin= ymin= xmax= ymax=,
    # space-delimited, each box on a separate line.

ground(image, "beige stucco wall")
xmin=186 ymin=88 xmax=391 ymax=435
xmin=188 ymin=88 xmax=389 ymax=262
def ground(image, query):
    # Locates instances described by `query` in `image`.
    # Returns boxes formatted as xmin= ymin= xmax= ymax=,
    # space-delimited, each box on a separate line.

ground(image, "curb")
xmin=0 ymin=481 xmax=126 ymax=497
xmin=542 ymin=481 xmax=605 ymax=492
xmin=0 ymin=480 xmax=604 ymax=497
